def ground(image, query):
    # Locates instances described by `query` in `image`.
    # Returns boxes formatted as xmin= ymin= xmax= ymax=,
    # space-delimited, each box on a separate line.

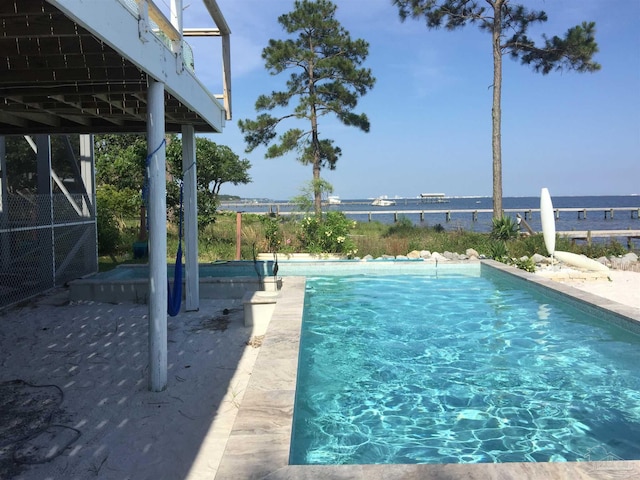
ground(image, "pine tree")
xmin=238 ymin=0 xmax=375 ymax=215
xmin=393 ymin=0 xmax=600 ymax=217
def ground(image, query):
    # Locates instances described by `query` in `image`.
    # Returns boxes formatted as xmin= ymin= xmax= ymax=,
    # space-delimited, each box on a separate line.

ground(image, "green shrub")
xmin=489 ymin=240 xmax=508 ymax=261
xmin=197 ymin=191 xmax=219 ymax=227
xmin=577 ymin=239 xmax=627 ymax=258
xmin=508 ymin=234 xmax=546 ymax=258
xmin=96 ymin=184 xmax=139 ymax=221
xmin=491 ymin=216 xmax=519 ymax=241
xmin=100 ymin=209 xmax=635 ymax=268
xmin=513 ymin=257 xmax=536 ymax=272
xmin=298 ymin=211 xmax=358 ymax=256
xmin=96 ymin=201 xmax=121 ymax=256
xmin=385 ymin=216 xmax=414 ymax=236
xmin=261 ymin=215 xmax=283 ymax=253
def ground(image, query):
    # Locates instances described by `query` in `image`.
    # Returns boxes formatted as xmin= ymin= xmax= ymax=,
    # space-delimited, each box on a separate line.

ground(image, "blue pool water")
xmin=91 ymin=259 xmax=469 ymax=281
xmin=290 ymin=271 xmax=640 ymax=465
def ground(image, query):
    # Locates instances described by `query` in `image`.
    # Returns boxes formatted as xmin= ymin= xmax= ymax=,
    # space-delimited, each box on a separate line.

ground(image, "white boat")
xmin=371 ymin=196 xmax=396 ymax=207
xmin=327 ymin=195 xmax=341 ymax=205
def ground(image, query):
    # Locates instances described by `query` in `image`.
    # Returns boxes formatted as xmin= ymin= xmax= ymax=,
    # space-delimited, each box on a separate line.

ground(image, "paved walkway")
xmin=0 ymin=295 xmax=259 ymax=480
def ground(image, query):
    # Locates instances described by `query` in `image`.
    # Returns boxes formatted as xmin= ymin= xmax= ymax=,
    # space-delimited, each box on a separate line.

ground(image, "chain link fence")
xmin=0 ymin=193 xmax=96 ymax=309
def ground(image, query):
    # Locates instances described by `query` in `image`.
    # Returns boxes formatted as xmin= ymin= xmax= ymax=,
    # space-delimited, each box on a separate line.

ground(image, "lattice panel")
xmin=0 ymin=193 xmax=96 ymax=308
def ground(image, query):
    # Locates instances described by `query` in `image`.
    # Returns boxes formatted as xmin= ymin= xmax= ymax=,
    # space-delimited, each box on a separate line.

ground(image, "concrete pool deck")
xmin=1 ymin=262 xmax=639 ymax=479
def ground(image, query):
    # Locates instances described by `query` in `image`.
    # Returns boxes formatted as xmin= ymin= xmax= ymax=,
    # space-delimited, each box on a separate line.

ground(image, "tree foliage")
xmin=94 ymin=134 xmax=148 ymax=225
xmin=95 ymin=134 xmax=147 ymax=192
xmin=238 ymin=0 xmax=375 ymax=215
xmin=94 ymin=134 xmax=250 ymax=228
xmin=3 ymin=135 xmax=82 ymax=194
xmin=3 ymin=137 xmax=38 ymax=194
xmin=166 ymin=136 xmax=252 ymax=226
xmin=393 ymin=0 xmax=600 ymax=217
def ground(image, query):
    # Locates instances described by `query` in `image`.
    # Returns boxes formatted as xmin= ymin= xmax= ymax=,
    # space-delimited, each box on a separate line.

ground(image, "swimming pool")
xmin=69 ymin=261 xmax=281 ymax=302
xmin=68 ymin=260 xmax=474 ymax=303
xmin=290 ymin=269 xmax=640 ymax=465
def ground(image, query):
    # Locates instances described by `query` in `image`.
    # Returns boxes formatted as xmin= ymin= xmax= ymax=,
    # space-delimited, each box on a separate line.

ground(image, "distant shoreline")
xmin=222 ymin=194 xmax=640 ymax=204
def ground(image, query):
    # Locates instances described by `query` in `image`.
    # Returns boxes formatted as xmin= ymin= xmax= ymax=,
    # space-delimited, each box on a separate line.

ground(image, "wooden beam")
xmin=133 ymin=0 xmax=181 ymax=42
xmin=182 ymin=27 xmax=221 ymax=37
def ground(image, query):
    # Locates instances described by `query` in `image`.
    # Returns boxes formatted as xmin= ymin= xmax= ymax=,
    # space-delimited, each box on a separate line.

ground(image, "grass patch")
xmin=99 ymin=213 xmax=634 ymax=271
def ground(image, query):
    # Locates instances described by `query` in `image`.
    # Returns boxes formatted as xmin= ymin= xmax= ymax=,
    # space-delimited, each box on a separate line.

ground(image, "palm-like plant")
xmin=491 ymin=216 xmax=519 ymax=242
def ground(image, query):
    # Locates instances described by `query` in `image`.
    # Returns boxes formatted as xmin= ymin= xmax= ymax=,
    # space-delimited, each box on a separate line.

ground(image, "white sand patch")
xmin=536 ymin=267 xmax=640 ymax=311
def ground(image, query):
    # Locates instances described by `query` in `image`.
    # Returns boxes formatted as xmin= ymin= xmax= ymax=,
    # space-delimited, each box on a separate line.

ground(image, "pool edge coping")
xmin=483 ymin=260 xmax=640 ymax=328
xmin=214 ymin=261 xmax=640 ymax=480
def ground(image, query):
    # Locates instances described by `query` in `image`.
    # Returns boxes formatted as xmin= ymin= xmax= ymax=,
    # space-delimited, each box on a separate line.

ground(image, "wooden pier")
xmin=557 ymin=229 xmax=640 ymax=249
xmin=222 ymin=204 xmax=640 ymax=248
xmin=229 ymin=205 xmax=640 ymax=223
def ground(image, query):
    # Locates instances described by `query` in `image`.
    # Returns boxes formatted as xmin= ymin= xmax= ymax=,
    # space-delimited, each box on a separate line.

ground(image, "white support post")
xmin=170 ymin=0 xmax=182 ymax=31
xmin=35 ymin=135 xmax=54 ymax=287
xmin=137 ymin=0 xmax=150 ymax=42
xmin=80 ymin=134 xmax=95 ymax=218
xmin=169 ymin=0 xmax=184 ymax=73
xmin=80 ymin=134 xmax=97 ymax=271
xmin=147 ymin=80 xmax=168 ymax=392
xmin=221 ymin=33 xmax=231 ymax=120
xmin=181 ymin=125 xmax=199 ymax=311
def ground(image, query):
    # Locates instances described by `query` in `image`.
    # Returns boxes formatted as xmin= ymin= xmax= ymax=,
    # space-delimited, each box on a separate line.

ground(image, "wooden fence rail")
xmin=236 ymin=206 xmax=640 ymax=223
xmin=557 ymin=230 xmax=640 ymax=249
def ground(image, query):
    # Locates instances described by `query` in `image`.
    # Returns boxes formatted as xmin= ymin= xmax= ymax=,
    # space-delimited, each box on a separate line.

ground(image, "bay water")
xmin=223 ymin=195 xmax=640 ymax=236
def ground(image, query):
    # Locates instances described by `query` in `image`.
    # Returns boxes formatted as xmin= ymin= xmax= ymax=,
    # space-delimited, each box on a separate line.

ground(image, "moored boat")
xmin=371 ymin=196 xmax=396 ymax=206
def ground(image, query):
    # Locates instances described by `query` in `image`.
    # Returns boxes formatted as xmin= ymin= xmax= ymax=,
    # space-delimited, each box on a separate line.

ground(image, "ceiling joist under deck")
xmin=0 ymin=0 xmax=230 ymax=135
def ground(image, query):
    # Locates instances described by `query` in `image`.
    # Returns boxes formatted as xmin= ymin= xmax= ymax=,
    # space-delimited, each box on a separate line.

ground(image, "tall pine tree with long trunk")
xmin=393 ymin=0 xmax=600 ymax=218
xmin=238 ymin=0 xmax=375 ymax=215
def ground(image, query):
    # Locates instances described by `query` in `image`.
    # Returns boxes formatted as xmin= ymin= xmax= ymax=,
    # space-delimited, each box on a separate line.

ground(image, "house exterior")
xmin=0 ymin=0 xmax=231 ymax=391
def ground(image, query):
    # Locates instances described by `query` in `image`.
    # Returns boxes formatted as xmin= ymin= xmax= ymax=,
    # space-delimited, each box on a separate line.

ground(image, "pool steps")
xmin=69 ymin=274 xmax=282 ymax=304
xmin=242 ymin=290 xmax=279 ymax=336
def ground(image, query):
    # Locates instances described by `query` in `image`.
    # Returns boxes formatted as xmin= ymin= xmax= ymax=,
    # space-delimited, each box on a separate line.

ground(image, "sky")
xmin=167 ymin=0 xmax=639 ymax=200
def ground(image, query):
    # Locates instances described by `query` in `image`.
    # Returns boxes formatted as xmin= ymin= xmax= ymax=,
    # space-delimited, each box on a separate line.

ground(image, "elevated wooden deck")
xmin=0 ymin=0 xmax=230 ymax=133
xmin=557 ymin=229 xmax=640 ymax=248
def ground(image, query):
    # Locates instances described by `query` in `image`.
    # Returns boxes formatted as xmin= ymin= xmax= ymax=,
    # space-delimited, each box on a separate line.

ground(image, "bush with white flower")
xmin=297 ymin=211 xmax=357 ymax=257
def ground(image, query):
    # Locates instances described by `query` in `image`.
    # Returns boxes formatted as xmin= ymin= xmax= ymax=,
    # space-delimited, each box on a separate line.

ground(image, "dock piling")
xmin=222 ymin=203 xmax=640 ymax=227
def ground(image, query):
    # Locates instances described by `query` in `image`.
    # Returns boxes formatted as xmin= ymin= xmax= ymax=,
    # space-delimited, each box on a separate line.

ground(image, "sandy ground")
xmin=537 ymin=268 xmax=640 ymax=311
xmin=0 ymin=297 xmax=261 ymax=480
xmin=0 ymin=267 xmax=638 ymax=480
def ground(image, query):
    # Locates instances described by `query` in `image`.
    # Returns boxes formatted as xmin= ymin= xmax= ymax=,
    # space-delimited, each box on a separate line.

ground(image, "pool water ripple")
xmin=290 ymin=274 xmax=640 ymax=464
